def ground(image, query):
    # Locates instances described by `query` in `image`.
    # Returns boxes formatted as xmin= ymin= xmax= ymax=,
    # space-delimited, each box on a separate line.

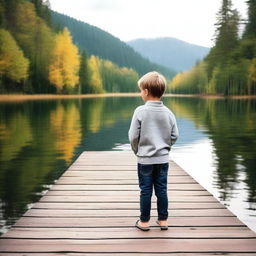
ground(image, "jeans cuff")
xmin=140 ymin=217 xmax=150 ymax=222
xmin=158 ymin=216 xmax=168 ymax=221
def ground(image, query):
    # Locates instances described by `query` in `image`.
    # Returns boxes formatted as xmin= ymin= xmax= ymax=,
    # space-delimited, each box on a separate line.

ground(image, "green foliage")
xmin=243 ymin=0 xmax=256 ymax=39
xmin=170 ymin=61 xmax=208 ymax=94
xmin=0 ymin=29 xmax=29 ymax=82
xmin=79 ymin=51 xmax=90 ymax=94
xmin=170 ymin=0 xmax=256 ymax=96
xmin=100 ymin=59 xmax=139 ymax=92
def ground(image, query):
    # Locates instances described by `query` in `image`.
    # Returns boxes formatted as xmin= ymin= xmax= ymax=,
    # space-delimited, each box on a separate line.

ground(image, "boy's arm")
xmin=128 ymin=109 xmax=141 ymax=154
xmin=171 ymin=116 xmax=179 ymax=146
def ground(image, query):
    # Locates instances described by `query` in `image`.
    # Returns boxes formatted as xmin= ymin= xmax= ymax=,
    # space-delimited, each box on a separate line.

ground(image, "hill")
xmin=51 ymin=11 xmax=176 ymax=79
xmin=127 ymin=38 xmax=210 ymax=72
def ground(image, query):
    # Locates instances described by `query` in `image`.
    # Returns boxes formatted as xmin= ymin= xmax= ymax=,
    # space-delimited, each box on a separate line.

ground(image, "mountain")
xmin=127 ymin=38 xmax=210 ymax=72
xmin=51 ymin=11 xmax=176 ymax=79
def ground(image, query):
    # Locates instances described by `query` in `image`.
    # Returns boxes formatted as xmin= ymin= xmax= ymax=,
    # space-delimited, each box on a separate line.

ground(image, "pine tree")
xmin=79 ymin=51 xmax=90 ymax=94
xmin=244 ymin=0 xmax=256 ymax=38
xmin=213 ymin=0 xmax=240 ymax=62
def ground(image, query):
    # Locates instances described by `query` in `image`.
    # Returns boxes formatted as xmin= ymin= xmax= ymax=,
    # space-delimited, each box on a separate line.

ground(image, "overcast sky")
xmin=49 ymin=0 xmax=247 ymax=48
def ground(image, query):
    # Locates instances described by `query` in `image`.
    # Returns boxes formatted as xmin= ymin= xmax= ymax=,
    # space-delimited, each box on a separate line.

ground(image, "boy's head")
xmin=138 ymin=71 xmax=166 ymax=99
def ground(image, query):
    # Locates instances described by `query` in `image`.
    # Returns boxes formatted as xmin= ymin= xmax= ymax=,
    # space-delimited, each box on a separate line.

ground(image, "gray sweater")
xmin=128 ymin=100 xmax=179 ymax=164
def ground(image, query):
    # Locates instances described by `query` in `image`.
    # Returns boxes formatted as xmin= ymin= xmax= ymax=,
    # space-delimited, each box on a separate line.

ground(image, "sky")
xmin=49 ymin=0 xmax=247 ymax=48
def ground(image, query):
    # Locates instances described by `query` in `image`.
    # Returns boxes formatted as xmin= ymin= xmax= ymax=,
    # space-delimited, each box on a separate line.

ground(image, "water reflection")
xmin=166 ymin=98 xmax=256 ymax=209
xmin=0 ymin=96 xmax=255 ymax=234
xmin=50 ymin=101 xmax=82 ymax=164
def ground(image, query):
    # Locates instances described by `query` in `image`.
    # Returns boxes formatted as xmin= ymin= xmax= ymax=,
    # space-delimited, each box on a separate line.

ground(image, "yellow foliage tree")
xmin=49 ymin=27 xmax=80 ymax=93
xmin=88 ymin=55 xmax=104 ymax=93
xmin=0 ymin=29 xmax=29 ymax=82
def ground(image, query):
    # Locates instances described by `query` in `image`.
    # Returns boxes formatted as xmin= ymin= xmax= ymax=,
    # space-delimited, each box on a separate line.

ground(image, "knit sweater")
xmin=128 ymin=100 xmax=179 ymax=164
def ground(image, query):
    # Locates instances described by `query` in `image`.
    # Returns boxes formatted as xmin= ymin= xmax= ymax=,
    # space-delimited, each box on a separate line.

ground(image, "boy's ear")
xmin=144 ymin=89 xmax=149 ymax=96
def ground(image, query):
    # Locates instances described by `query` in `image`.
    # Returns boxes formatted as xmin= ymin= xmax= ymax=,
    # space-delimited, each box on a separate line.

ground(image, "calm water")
xmin=0 ymin=96 xmax=256 ymax=234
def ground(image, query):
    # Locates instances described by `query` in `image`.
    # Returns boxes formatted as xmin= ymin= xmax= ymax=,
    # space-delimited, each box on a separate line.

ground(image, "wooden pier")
xmin=0 ymin=151 xmax=256 ymax=255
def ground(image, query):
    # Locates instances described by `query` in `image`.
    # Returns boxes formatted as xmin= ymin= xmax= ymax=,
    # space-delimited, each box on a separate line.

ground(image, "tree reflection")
xmin=167 ymin=97 xmax=256 ymax=205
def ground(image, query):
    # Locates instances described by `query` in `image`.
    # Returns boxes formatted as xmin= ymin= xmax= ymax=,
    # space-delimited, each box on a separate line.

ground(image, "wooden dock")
xmin=0 ymin=151 xmax=256 ymax=255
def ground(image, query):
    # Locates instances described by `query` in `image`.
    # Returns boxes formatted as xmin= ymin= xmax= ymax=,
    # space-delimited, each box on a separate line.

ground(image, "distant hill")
xmin=51 ymin=11 xmax=176 ymax=79
xmin=127 ymin=38 xmax=210 ymax=72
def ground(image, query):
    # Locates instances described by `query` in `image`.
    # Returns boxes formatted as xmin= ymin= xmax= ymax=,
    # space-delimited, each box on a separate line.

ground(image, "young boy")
xmin=128 ymin=71 xmax=179 ymax=231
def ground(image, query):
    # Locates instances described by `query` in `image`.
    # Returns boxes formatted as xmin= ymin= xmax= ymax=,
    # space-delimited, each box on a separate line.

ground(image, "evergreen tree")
xmin=0 ymin=29 xmax=29 ymax=84
xmin=244 ymin=0 xmax=256 ymax=38
xmin=79 ymin=51 xmax=91 ymax=94
xmin=30 ymin=0 xmax=51 ymax=26
xmin=207 ymin=0 xmax=239 ymax=68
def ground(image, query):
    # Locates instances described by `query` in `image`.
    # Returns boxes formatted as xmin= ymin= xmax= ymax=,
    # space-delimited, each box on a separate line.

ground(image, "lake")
xmin=0 ymin=96 xmax=255 ymax=234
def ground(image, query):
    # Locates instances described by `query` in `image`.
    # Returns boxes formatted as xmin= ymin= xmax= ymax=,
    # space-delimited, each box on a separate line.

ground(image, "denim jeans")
xmin=137 ymin=162 xmax=169 ymax=222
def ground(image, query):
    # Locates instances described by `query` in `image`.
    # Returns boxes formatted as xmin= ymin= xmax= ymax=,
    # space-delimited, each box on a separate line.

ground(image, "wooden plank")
xmin=63 ymin=170 xmax=187 ymax=175
xmin=1 ymin=253 xmax=256 ymax=256
xmin=39 ymin=195 xmax=218 ymax=202
xmin=49 ymin=183 xmax=206 ymax=190
xmin=45 ymin=190 xmax=211 ymax=196
xmin=32 ymin=202 xmax=225 ymax=210
xmin=1 ymin=238 xmax=256 ymax=253
xmin=23 ymin=208 xmax=234 ymax=217
xmin=55 ymin=179 xmax=198 ymax=185
xmin=14 ymin=216 xmax=245 ymax=227
xmin=57 ymin=176 xmax=196 ymax=182
xmin=3 ymin=227 xmax=255 ymax=239
xmin=1 ymin=254 xmax=256 ymax=256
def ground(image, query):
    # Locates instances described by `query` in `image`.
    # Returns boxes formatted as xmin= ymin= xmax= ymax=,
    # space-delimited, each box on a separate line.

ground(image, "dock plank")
xmin=1 ymin=238 xmax=256 ymax=253
xmin=3 ymin=227 xmax=255 ymax=239
xmin=23 ymin=208 xmax=234 ymax=217
xmin=14 ymin=216 xmax=244 ymax=227
xmin=32 ymin=202 xmax=226 ymax=209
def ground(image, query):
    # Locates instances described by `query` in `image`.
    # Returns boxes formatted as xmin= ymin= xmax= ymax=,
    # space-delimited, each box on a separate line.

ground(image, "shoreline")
xmin=0 ymin=93 xmax=256 ymax=102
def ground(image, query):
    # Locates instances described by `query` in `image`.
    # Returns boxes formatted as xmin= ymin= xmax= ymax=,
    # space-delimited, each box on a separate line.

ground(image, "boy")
xmin=128 ymin=71 xmax=179 ymax=231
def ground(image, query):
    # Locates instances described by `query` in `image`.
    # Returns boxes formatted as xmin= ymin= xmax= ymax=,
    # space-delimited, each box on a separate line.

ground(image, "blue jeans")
xmin=137 ymin=162 xmax=169 ymax=222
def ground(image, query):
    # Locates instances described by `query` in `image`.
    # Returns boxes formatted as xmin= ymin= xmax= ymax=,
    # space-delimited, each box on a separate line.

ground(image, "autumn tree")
xmin=49 ymin=27 xmax=80 ymax=93
xmin=87 ymin=55 xmax=104 ymax=93
xmin=0 ymin=29 xmax=29 ymax=84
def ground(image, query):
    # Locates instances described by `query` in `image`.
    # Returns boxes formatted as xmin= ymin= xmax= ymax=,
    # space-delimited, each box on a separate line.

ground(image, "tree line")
xmin=0 ymin=0 xmax=139 ymax=94
xmin=170 ymin=0 xmax=256 ymax=95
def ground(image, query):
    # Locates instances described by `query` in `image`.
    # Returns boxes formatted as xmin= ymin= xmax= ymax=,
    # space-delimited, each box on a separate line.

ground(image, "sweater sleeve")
xmin=170 ymin=115 xmax=179 ymax=146
xmin=128 ymin=108 xmax=141 ymax=154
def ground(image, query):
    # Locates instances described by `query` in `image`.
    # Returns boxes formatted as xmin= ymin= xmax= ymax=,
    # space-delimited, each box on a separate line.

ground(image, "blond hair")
xmin=138 ymin=71 xmax=166 ymax=98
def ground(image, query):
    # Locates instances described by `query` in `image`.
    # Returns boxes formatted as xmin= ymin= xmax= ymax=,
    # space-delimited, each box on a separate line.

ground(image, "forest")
xmin=0 ymin=0 xmax=142 ymax=94
xmin=170 ymin=0 xmax=256 ymax=95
